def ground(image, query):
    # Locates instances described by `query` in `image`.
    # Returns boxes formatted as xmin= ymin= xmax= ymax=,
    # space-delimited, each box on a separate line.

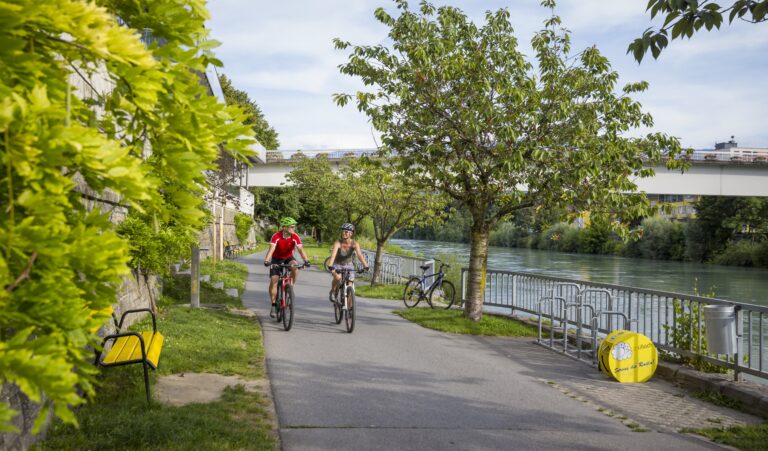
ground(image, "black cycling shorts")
xmin=269 ymin=257 xmax=297 ymax=277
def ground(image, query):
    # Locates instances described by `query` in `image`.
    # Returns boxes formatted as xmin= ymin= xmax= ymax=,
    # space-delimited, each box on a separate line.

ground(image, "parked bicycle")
xmin=403 ymin=261 xmax=456 ymax=309
xmin=329 ymin=266 xmax=367 ymax=333
xmin=270 ymin=262 xmax=305 ymax=331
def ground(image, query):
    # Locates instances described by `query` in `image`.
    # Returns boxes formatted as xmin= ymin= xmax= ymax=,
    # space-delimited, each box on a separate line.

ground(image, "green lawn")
xmin=355 ymin=283 xmax=404 ymax=300
xmin=36 ymin=306 xmax=275 ymax=450
xmin=395 ymin=308 xmax=542 ymax=337
xmin=162 ymin=259 xmax=250 ymax=308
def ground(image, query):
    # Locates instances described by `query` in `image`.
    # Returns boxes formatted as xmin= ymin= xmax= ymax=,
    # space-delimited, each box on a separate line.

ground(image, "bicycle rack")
xmin=536 ymin=284 xmax=640 ymax=366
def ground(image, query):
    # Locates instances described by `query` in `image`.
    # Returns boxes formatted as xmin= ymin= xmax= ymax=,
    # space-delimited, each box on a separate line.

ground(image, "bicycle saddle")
xmin=419 ymin=265 xmax=430 ymax=271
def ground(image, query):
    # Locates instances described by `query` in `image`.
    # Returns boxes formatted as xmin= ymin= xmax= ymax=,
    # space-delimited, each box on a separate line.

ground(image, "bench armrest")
xmin=116 ymin=308 xmax=157 ymax=332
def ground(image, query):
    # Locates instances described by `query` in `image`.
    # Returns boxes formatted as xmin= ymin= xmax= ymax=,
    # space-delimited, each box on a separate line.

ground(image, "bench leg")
xmin=142 ymin=361 xmax=151 ymax=404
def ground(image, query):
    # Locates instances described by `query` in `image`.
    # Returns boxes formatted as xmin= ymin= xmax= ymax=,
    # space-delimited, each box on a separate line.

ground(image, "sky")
xmin=206 ymin=1 xmax=768 ymax=151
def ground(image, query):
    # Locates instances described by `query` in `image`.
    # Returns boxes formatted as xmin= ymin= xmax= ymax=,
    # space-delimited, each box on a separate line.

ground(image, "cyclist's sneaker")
xmin=269 ymin=304 xmax=276 ymax=318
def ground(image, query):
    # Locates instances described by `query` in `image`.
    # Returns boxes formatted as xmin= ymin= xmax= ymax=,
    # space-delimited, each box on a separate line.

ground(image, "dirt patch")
xmin=156 ymin=373 xmax=267 ymax=406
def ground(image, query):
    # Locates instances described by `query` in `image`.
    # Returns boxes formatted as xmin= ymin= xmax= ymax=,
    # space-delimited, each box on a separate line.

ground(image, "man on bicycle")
xmin=264 ymin=217 xmax=310 ymax=317
xmin=328 ymin=223 xmax=369 ymax=302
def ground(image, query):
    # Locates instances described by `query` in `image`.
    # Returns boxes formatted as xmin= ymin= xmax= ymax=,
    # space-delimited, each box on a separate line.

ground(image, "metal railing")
xmin=460 ymin=268 xmax=768 ymax=381
xmin=359 ymin=249 xmax=429 ymax=285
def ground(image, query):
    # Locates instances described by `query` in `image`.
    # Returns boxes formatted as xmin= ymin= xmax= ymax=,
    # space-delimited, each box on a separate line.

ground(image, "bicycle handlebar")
xmin=328 ymin=266 xmax=368 ymax=274
xmin=269 ymin=263 xmax=307 ymax=270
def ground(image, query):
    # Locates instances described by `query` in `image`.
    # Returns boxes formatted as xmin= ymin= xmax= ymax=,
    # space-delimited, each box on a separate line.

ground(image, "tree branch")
xmin=5 ymin=252 xmax=38 ymax=292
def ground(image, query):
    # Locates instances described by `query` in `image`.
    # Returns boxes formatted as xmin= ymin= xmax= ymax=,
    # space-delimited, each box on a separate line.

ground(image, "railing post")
xmin=734 ymin=305 xmax=743 ymax=382
xmin=190 ymin=245 xmax=201 ymax=308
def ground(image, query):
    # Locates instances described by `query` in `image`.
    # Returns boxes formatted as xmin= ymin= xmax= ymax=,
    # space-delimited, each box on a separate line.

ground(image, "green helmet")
xmin=279 ymin=217 xmax=298 ymax=227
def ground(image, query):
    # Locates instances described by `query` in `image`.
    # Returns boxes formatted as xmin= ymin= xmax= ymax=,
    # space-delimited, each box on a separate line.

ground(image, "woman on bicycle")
xmin=328 ymin=223 xmax=368 ymax=302
xmin=264 ymin=217 xmax=310 ymax=317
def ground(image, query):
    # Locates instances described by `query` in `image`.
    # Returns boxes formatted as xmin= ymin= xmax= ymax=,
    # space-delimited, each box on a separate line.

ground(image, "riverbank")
xmin=392 ymin=238 xmax=768 ymax=307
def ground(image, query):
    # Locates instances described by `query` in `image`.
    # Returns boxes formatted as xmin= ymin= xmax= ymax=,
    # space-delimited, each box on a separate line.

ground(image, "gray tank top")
xmin=335 ymin=240 xmax=356 ymax=265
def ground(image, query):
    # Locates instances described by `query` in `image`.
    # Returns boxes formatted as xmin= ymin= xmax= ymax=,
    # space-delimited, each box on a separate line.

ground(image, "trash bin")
xmin=703 ymin=305 xmax=737 ymax=355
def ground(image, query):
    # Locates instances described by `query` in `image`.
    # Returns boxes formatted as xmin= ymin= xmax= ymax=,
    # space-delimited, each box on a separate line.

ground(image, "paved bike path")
xmin=240 ymin=253 xmax=723 ymax=450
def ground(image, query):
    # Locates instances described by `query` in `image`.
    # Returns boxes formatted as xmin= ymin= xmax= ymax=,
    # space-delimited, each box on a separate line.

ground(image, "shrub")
xmin=713 ymin=240 xmax=760 ymax=267
xmin=234 ymin=213 xmax=254 ymax=243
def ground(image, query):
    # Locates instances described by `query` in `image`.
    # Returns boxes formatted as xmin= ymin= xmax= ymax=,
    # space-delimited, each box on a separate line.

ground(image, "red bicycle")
xmin=270 ymin=262 xmax=305 ymax=331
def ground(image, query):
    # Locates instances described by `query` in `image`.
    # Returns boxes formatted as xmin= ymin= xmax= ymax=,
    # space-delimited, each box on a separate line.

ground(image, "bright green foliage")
xmin=346 ymin=158 xmax=448 ymax=285
xmin=286 ymin=155 xmax=366 ymax=243
xmin=629 ymin=0 xmax=768 ymax=62
xmin=219 ymin=74 xmax=280 ymax=150
xmin=1 ymin=0 xmax=254 ymax=431
xmin=234 ymin=212 xmax=254 ymax=244
xmin=117 ymin=215 xmax=197 ymax=277
xmin=334 ymin=0 xmax=687 ymax=320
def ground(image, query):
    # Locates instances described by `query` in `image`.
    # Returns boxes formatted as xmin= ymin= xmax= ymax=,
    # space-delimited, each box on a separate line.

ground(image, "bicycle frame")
xmin=334 ymin=269 xmax=356 ymax=307
xmin=276 ymin=266 xmax=293 ymax=308
xmin=418 ymin=265 xmax=446 ymax=296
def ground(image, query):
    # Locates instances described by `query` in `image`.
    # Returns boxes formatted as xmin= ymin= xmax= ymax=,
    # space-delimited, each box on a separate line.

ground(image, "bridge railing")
xmin=665 ymin=151 xmax=768 ymax=164
xmin=460 ymin=268 xmax=768 ymax=381
xmin=265 ymin=149 xmax=378 ymax=162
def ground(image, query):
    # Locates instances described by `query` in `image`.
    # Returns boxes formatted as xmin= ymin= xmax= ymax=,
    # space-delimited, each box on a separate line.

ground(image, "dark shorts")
xmin=269 ymin=257 xmax=297 ymax=277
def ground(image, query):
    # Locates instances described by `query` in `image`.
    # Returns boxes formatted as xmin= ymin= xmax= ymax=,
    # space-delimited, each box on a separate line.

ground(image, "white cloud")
xmin=207 ymin=0 xmax=768 ymax=150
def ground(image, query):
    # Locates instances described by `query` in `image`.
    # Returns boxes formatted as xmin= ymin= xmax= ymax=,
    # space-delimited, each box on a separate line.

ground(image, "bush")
xmin=490 ymin=222 xmax=530 ymax=248
xmin=713 ymin=240 xmax=761 ymax=267
xmin=625 ymin=217 xmax=686 ymax=260
xmin=579 ymin=221 xmax=614 ymax=254
xmin=234 ymin=213 xmax=254 ymax=243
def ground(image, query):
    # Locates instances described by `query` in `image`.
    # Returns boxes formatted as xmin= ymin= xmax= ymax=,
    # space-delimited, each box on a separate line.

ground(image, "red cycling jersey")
xmin=270 ymin=232 xmax=302 ymax=259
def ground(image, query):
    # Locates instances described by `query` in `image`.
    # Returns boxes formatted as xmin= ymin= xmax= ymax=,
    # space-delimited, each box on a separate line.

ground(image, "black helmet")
xmin=341 ymin=223 xmax=355 ymax=232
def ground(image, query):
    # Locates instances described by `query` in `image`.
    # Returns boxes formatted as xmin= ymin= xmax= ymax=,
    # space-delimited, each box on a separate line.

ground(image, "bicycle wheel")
xmin=429 ymin=280 xmax=456 ymax=309
xmin=345 ymin=287 xmax=355 ymax=333
xmin=283 ymin=285 xmax=294 ymax=331
xmin=275 ymin=291 xmax=283 ymax=322
xmin=334 ymin=289 xmax=343 ymax=324
xmin=403 ymin=277 xmax=422 ymax=308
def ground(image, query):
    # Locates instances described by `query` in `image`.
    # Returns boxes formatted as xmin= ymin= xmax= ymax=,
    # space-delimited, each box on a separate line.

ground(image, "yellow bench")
xmin=96 ymin=308 xmax=164 ymax=403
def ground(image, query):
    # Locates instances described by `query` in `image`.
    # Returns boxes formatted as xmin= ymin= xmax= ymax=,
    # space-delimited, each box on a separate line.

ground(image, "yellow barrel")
xmin=597 ymin=330 xmax=657 ymax=383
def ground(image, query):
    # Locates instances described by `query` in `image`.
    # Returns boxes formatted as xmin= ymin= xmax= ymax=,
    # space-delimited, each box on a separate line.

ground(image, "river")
xmin=391 ymin=238 xmax=768 ymax=307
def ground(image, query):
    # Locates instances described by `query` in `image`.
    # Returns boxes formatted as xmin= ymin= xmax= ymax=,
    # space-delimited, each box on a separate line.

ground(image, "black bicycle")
xmin=330 ymin=266 xmax=367 ymax=333
xmin=270 ymin=262 xmax=305 ymax=331
xmin=403 ymin=261 xmax=456 ymax=309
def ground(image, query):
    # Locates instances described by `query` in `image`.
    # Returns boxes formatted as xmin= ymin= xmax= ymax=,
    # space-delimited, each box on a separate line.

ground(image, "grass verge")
xmin=162 ymin=259 xmax=250 ymax=308
xmin=36 ymin=306 xmax=275 ymax=450
xmin=355 ymin=283 xmax=404 ymax=300
xmin=395 ymin=308 xmax=541 ymax=337
xmin=201 ymin=259 xmax=248 ymax=293
xmin=684 ymin=423 xmax=768 ymax=451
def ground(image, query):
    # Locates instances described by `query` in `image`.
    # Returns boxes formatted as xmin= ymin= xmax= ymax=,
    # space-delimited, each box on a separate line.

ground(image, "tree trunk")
xmin=371 ymin=240 xmax=385 ymax=286
xmin=465 ymin=219 xmax=490 ymax=321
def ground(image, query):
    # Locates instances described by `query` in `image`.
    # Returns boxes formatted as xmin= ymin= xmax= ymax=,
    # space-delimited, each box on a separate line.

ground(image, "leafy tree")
xmin=251 ymin=187 xmax=301 ymax=227
xmin=686 ymin=196 xmax=768 ymax=261
xmin=219 ymin=74 xmax=280 ymax=150
xmin=348 ymin=158 xmax=447 ymax=285
xmin=334 ymin=0 xmax=686 ymax=320
xmin=0 ymin=0 xmax=253 ymax=431
xmin=286 ymin=155 xmax=370 ymax=244
xmin=628 ymin=0 xmax=768 ymax=62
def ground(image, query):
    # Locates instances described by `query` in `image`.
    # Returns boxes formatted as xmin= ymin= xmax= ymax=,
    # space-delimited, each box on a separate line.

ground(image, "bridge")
xmin=244 ymin=149 xmax=768 ymax=196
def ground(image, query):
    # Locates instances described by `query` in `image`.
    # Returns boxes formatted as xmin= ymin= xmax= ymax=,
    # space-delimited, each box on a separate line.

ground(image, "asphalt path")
xmin=240 ymin=253 xmax=722 ymax=450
